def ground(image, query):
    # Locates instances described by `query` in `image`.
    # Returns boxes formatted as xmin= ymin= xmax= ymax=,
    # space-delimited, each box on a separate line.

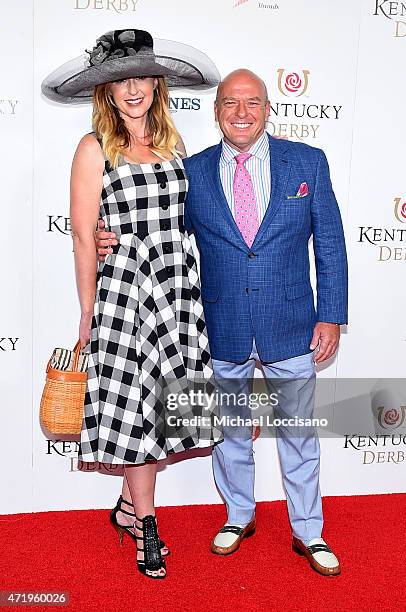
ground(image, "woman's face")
xmin=109 ymin=76 xmax=158 ymax=121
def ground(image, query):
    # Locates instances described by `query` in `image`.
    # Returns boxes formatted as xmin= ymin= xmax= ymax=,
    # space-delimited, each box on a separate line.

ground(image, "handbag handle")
xmin=72 ymin=339 xmax=83 ymax=372
xmin=45 ymin=340 xmax=85 ymax=373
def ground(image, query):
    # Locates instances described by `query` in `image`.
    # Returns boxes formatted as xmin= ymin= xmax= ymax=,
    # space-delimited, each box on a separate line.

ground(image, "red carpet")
xmin=0 ymin=494 xmax=405 ymax=612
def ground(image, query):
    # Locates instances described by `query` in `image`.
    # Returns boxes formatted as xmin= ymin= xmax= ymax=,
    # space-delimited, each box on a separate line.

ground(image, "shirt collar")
xmin=220 ymin=130 xmax=269 ymax=165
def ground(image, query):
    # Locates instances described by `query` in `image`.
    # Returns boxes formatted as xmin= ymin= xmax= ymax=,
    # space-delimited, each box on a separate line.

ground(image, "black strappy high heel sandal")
xmin=134 ymin=514 xmax=166 ymax=579
xmin=110 ymin=496 xmax=170 ymax=556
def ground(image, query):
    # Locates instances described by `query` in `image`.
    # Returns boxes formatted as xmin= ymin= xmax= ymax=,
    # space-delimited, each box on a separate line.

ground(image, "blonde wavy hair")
xmin=92 ymin=77 xmax=180 ymax=168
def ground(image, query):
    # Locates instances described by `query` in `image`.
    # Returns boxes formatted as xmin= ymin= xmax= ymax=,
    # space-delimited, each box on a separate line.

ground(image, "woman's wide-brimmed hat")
xmin=41 ymin=29 xmax=221 ymax=104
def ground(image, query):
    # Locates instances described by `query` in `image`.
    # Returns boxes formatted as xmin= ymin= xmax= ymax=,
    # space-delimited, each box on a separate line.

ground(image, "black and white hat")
xmin=41 ymin=29 xmax=221 ymax=103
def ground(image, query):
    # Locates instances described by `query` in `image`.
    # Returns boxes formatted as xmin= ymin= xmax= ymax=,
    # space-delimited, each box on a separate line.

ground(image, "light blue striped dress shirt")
xmin=219 ymin=130 xmax=271 ymax=224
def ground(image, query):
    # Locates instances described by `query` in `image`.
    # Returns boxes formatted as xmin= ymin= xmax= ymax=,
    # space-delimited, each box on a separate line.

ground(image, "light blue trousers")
xmin=211 ymin=339 xmax=323 ymax=545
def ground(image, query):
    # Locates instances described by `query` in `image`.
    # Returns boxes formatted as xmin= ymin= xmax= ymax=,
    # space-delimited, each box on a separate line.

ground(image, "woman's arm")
xmin=70 ymin=134 xmax=104 ymax=346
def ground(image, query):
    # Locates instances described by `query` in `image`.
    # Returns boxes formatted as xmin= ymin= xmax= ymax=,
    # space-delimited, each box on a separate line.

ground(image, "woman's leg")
xmin=124 ymin=462 xmax=166 ymax=577
xmin=114 ymin=472 xmax=132 ymax=528
xmin=116 ymin=470 xmax=170 ymax=556
xmin=122 ymin=470 xmax=131 ymax=502
xmin=125 ymin=461 xmax=157 ymax=517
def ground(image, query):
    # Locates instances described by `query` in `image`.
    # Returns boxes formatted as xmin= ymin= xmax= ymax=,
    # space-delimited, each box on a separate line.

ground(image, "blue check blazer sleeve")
xmin=184 ymin=198 xmax=195 ymax=234
xmin=311 ymin=149 xmax=348 ymax=324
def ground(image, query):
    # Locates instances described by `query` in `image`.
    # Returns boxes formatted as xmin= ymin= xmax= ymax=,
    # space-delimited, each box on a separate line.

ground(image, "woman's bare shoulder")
xmin=176 ymin=135 xmax=187 ymax=159
xmin=73 ymin=133 xmax=105 ymax=170
xmin=76 ymin=132 xmax=104 ymax=156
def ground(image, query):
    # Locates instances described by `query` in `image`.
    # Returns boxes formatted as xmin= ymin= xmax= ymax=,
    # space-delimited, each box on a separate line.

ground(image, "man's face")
xmin=214 ymin=74 xmax=270 ymax=152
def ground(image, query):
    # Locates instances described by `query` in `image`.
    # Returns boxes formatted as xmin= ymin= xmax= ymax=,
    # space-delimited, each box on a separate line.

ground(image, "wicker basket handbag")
xmin=40 ymin=340 xmax=89 ymax=435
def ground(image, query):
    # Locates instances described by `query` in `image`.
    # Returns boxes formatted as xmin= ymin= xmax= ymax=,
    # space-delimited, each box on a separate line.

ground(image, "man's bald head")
xmin=216 ymin=69 xmax=269 ymax=104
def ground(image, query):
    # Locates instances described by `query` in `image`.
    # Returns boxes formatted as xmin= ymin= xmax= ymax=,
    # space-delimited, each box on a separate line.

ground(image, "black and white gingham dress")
xmin=78 ymin=155 xmax=220 ymax=464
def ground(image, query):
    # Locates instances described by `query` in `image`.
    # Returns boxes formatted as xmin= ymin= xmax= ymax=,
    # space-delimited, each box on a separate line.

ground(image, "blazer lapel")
xmin=204 ymin=144 xmax=248 ymax=249
xmin=203 ymin=135 xmax=291 ymax=250
xmin=252 ymin=134 xmax=291 ymax=249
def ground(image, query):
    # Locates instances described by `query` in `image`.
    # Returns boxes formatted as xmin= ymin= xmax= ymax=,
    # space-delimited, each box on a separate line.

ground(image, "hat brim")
xmin=41 ymin=38 xmax=221 ymax=104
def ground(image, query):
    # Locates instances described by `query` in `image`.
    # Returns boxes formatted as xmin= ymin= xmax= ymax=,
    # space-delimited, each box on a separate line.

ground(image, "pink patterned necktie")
xmin=233 ymin=153 xmax=259 ymax=248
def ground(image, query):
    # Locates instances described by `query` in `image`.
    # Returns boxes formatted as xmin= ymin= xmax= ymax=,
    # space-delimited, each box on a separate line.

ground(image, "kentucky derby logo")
xmin=74 ymin=0 xmax=139 ymax=12
xmin=47 ymin=215 xmax=71 ymax=235
xmin=0 ymin=338 xmax=20 ymax=351
xmin=376 ymin=406 xmax=406 ymax=430
xmin=234 ymin=0 xmax=249 ymax=6
xmin=373 ymin=0 xmax=406 ymax=37
xmin=0 ymin=99 xmax=18 ymax=115
xmin=277 ymin=69 xmax=310 ymax=97
xmin=357 ymin=196 xmax=406 ymax=262
xmin=394 ymin=197 xmax=406 ymax=223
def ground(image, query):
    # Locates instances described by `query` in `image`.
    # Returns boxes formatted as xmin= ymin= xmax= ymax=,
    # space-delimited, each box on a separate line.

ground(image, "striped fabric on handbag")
xmin=49 ymin=347 xmax=88 ymax=372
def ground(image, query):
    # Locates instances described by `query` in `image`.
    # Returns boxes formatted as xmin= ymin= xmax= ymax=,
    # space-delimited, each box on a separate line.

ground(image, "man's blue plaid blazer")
xmin=183 ymin=133 xmax=348 ymax=363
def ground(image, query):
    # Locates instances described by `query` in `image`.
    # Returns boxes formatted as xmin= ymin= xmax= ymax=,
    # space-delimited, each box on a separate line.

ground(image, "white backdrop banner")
xmin=1 ymin=0 xmax=405 ymax=514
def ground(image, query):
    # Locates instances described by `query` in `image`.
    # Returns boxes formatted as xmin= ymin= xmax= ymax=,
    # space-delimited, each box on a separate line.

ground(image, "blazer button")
xmin=154 ymin=163 xmax=161 ymax=170
xmin=162 ymin=222 xmax=170 ymax=230
xmin=163 ymin=244 xmax=171 ymax=253
xmin=160 ymin=182 xmax=167 ymax=189
xmin=161 ymin=204 xmax=169 ymax=210
xmin=248 ymin=252 xmax=257 ymax=259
